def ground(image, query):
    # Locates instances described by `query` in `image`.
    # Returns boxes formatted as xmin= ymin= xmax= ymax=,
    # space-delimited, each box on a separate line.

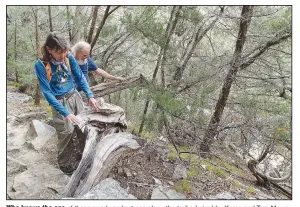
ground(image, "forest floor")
xmin=6 ymin=86 xmax=289 ymax=200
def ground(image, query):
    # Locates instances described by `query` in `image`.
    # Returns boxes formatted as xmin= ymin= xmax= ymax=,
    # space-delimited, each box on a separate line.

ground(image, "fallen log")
xmin=90 ymin=75 xmax=147 ymax=98
xmin=74 ymin=132 xmax=140 ymax=197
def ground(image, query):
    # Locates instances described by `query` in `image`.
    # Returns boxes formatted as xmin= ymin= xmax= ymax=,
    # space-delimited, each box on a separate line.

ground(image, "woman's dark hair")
xmin=41 ymin=32 xmax=69 ymax=62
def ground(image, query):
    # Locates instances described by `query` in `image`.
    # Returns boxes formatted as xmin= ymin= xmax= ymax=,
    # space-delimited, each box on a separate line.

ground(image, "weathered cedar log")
xmin=61 ymin=101 xmax=140 ymax=198
xmin=90 ymin=75 xmax=147 ymax=98
xmin=74 ymin=132 xmax=140 ymax=197
xmin=61 ymin=126 xmax=100 ymax=198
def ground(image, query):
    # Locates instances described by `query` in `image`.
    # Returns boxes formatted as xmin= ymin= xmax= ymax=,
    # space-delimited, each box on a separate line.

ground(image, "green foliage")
xmin=126 ymin=6 xmax=166 ymax=47
xmin=187 ymin=166 xmax=199 ymax=178
xmin=143 ymin=112 xmax=156 ymax=132
xmin=127 ymin=123 xmax=157 ymax=140
xmin=127 ymin=124 xmax=140 ymax=134
xmin=142 ymin=131 xmax=157 ymax=140
xmin=269 ymin=7 xmax=291 ymax=31
xmin=201 ymin=160 xmax=228 ymax=177
xmin=190 ymin=154 xmax=200 ymax=166
xmin=196 ymin=83 xmax=218 ymax=108
xmin=233 ymin=181 xmax=242 ymax=189
xmin=247 ymin=186 xmax=256 ymax=194
xmin=180 ymin=152 xmax=189 ymax=159
xmin=269 ymin=99 xmax=291 ymax=116
xmin=46 ymin=105 xmax=52 ymax=118
xmin=101 ymin=24 xmax=118 ymax=39
xmin=168 ymin=144 xmax=178 ymax=160
xmin=182 ymin=6 xmax=204 ymax=24
xmin=212 ymin=157 xmax=244 ymax=176
xmin=174 ymin=179 xmax=191 ymax=193
xmin=7 ymin=81 xmax=23 ymax=88
xmin=167 ymin=152 xmax=177 ymax=161
xmin=147 ymin=84 xmax=185 ymax=117
xmin=273 ymin=122 xmax=291 ymax=145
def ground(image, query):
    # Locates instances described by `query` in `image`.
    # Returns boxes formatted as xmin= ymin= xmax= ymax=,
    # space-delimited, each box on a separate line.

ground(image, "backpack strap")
xmin=45 ymin=63 xmax=52 ymax=81
xmin=37 ymin=57 xmax=72 ymax=82
xmin=65 ymin=57 xmax=71 ymax=71
xmin=37 ymin=59 xmax=52 ymax=82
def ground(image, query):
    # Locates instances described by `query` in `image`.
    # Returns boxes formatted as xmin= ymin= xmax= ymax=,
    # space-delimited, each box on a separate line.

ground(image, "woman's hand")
xmin=89 ymin=97 xmax=100 ymax=111
xmin=65 ymin=114 xmax=83 ymax=125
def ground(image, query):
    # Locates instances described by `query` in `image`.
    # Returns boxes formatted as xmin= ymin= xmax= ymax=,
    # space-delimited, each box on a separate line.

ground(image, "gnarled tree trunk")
xmin=61 ymin=100 xmax=140 ymax=198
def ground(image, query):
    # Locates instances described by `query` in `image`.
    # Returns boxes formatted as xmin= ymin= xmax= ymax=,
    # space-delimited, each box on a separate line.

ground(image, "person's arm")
xmin=68 ymin=55 xmax=100 ymax=111
xmin=87 ymin=57 xmax=125 ymax=81
xmin=68 ymin=55 xmax=94 ymax=99
xmin=94 ymin=68 xmax=124 ymax=81
xmin=34 ymin=61 xmax=70 ymax=117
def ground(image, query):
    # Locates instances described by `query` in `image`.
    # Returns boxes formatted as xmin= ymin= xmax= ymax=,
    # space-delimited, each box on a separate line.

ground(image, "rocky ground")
xmin=6 ymin=85 xmax=289 ymax=200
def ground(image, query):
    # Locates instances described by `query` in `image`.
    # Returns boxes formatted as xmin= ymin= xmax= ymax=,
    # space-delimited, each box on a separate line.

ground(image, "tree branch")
xmin=87 ymin=6 xmax=100 ymax=44
xmin=107 ymin=6 xmax=121 ymax=16
xmin=240 ymin=32 xmax=291 ymax=70
xmin=90 ymin=6 xmax=110 ymax=50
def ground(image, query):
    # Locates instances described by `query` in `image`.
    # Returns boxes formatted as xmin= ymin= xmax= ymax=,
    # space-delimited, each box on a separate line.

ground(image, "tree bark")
xmin=66 ymin=6 xmax=72 ymax=43
xmin=90 ymin=6 xmax=121 ymax=50
xmin=86 ymin=6 xmax=100 ymax=44
xmin=33 ymin=6 xmax=41 ymax=105
xmin=200 ymin=6 xmax=253 ymax=155
xmin=90 ymin=6 xmax=111 ymax=50
xmin=161 ymin=6 xmax=182 ymax=88
xmin=71 ymin=6 xmax=83 ymax=45
xmin=14 ymin=20 xmax=18 ymax=83
xmin=48 ymin=6 xmax=53 ymax=32
xmin=90 ymin=75 xmax=146 ymax=98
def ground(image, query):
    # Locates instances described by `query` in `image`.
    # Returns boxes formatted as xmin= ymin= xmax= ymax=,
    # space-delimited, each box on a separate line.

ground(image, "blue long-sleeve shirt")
xmin=79 ymin=56 xmax=98 ymax=82
xmin=75 ymin=56 xmax=98 ymax=91
xmin=34 ymin=54 xmax=94 ymax=117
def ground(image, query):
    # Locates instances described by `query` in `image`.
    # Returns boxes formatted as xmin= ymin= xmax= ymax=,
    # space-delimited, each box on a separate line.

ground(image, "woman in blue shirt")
xmin=34 ymin=32 xmax=100 ymax=175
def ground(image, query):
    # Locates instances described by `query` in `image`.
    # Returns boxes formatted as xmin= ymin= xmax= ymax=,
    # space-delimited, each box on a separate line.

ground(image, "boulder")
xmin=151 ymin=186 xmax=186 ymax=199
xmin=8 ymin=163 xmax=69 ymax=199
xmin=80 ymin=178 xmax=136 ymax=199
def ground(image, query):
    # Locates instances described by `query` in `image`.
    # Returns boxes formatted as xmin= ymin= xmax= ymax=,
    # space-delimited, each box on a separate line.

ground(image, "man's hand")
xmin=89 ymin=97 xmax=100 ymax=111
xmin=65 ymin=114 xmax=83 ymax=125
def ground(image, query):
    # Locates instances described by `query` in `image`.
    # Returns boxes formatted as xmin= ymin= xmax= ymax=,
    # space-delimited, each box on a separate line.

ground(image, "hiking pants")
xmin=51 ymin=90 xmax=87 ymax=175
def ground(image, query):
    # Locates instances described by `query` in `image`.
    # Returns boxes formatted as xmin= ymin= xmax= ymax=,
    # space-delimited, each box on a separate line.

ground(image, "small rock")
xmin=208 ymin=192 xmax=235 ymax=199
xmin=248 ymin=197 xmax=257 ymax=199
xmin=151 ymin=186 xmax=186 ymax=199
xmin=173 ymin=164 xmax=187 ymax=179
xmin=26 ymin=120 xmax=56 ymax=140
xmin=124 ymin=168 xmax=132 ymax=177
xmin=152 ymin=177 xmax=162 ymax=185
xmin=80 ymin=178 xmax=136 ymax=199
xmin=117 ymin=167 xmax=123 ymax=175
xmin=168 ymin=181 xmax=174 ymax=186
